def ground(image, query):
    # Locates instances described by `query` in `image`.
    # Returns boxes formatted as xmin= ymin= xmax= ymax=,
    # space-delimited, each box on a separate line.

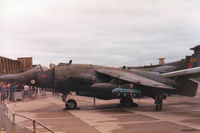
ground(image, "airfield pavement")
xmin=1 ymin=89 xmax=200 ymax=133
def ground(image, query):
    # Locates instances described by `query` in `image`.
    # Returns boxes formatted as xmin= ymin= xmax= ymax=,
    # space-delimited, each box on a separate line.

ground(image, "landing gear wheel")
xmin=132 ymin=103 xmax=139 ymax=107
xmin=124 ymin=99 xmax=133 ymax=107
xmin=155 ymin=103 xmax=162 ymax=111
xmin=155 ymin=95 xmax=163 ymax=111
xmin=66 ymin=99 xmax=77 ymax=110
xmin=120 ymin=98 xmax=132 ymax=106
xmin=120 ymin=99 xmax=125 ymax=105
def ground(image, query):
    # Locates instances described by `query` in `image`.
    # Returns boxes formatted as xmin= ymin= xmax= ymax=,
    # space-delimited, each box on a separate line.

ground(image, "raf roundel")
xmin=31 ymin=80 xmax=36 ymax=85
xmin=42 ymin=74 xmax=47 ymax=79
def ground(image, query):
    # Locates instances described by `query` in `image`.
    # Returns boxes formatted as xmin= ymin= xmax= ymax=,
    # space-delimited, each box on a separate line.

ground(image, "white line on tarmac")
xmin=130 ymin=110 xmax=200 ymax=131
xmin=35 ymin=117 xmax=77 ymax=120
xmin=90 ymin=120 xmax=163 ymax=126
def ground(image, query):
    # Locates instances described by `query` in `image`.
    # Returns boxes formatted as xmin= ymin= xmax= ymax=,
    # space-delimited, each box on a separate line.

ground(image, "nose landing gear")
xmin=62 ymin=92 xmax=78 ymax=110
xmin=66 ymin=99 xmax=77 ymax=110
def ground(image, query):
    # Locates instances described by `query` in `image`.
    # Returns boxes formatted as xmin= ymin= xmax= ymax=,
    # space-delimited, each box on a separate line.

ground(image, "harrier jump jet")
xmin=0 ymin=61 xmax=199 ymax=111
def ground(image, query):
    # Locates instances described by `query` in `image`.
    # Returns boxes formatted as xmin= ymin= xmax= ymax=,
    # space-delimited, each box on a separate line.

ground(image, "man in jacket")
xmin=1 ymin=82 xmax=6 ymax=102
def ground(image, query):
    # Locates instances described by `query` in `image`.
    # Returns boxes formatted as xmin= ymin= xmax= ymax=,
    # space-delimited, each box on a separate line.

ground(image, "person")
xmin=52 ymin=88 xmax=55 ymax=95
xmin=35 ymin=87 xmax=38 ymax=95
xmin=1 ymin=82 xmax=6 ymax=102
xmin=41 ymin=88 xmax=46 ymax=96
xmin=7 ymin=83 xmax=10 ymax=99
xmin=32 ymin=86 xmax=36 ymax=94
xmin=4 ymin=83 xmax=8 ymax=99
xmin=16 ymin=84 xmax=24 ymax=92
xmin=9 ymin=83 xmax=16 ymax=101
xmin=52 ymin=88 xmax=58 ymax=95
xmin=24 ymin=85 xmax=29 ymax=97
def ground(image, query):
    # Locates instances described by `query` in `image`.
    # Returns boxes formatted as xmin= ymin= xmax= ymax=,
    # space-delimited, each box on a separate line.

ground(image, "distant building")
xmin=0 ymin=56 xmax=33 ymax=74
xmin=158 ymin=58 xmax=166 ymax=65
xmin=17 ymin=57 xmax=33 ymax=72
xmin=0 ymin=56 xmax=20 ymax=74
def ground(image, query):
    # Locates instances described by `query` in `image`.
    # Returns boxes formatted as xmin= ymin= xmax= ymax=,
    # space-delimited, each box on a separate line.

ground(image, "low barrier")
xmin=1 ymin=102 xmax=54 ymax=133
xmin=5 ymin=89 xmax=47 ymax=102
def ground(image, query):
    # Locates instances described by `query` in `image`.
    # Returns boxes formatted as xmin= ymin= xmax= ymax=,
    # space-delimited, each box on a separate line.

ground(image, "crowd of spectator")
xmin=0 ymin=82 xmax=44 ymax=102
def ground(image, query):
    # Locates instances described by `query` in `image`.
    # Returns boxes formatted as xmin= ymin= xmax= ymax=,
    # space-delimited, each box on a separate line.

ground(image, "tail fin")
xmin=188 ymin=56 xmax=199 ymax=69
xmin=170 ymin=45 xmax=200 ymax=70
xmin=187 ymin=45 xmax=200 ymax=69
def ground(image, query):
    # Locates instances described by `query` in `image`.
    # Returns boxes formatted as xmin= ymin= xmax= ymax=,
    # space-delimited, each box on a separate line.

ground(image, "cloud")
xmin=1 ymin=0 xmax=200 ymax=67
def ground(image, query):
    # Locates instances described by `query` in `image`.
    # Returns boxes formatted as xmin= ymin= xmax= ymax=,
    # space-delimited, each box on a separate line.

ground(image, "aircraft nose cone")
xmin=0 ymin=66 xmax=45 ymax=85
xmin=0 ymin=65 xmax=55 ymax=88
xmin=0 ymin=73 xmax=26 ymax=84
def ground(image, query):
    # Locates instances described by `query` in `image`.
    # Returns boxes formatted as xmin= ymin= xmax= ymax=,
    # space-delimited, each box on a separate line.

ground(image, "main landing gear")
xmin=120 ymin=97 xmax=139 ymax=107
xmin=154 ymin=95 xmax=166 ymax=111
xmin=62 ymin=92 xmax=77 ymax=110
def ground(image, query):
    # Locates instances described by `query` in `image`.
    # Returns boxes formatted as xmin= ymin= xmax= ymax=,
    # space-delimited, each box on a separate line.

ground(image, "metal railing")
xmin=1 ymin=102 xmax=55 ymax=133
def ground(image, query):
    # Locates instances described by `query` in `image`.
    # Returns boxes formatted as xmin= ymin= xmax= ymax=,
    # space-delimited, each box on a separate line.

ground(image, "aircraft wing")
xmin=95 ymin=68 xmax=175 ymax=90
xmin=161 ymin=67 xmax=200 ymax=78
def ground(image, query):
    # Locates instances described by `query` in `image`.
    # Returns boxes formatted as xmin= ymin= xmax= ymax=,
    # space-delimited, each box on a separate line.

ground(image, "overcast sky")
xmin=1 ymin=0 xmax=200 ymax=67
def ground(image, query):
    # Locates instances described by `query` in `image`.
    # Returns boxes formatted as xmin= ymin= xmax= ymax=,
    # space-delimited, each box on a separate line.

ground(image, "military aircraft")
xmin=0 ymin=60 xmax=199 ymax=111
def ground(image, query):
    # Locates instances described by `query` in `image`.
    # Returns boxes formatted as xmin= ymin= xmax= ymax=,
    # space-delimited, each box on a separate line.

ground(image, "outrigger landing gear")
xmin=120 ymin=97 xmax=139 ymax=107
xmin=62 ymin=92 xmax=77 ymax=110
xmin=155 ymin=95 xmax=165 ymax=111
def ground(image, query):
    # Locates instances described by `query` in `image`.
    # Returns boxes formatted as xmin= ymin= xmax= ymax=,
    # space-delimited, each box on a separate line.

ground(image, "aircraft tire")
xmin=132 ymin=103 xmax=139 ymax=107
xmin=66 ymin=99 xmax=77 ymax=110
xmin=155 ymin=102 xmax=162 ymax=111
xmin=155 ymin=104 xmax=159 ymax=111
xmin=155 ymin=95 xmax=163 ymax=111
